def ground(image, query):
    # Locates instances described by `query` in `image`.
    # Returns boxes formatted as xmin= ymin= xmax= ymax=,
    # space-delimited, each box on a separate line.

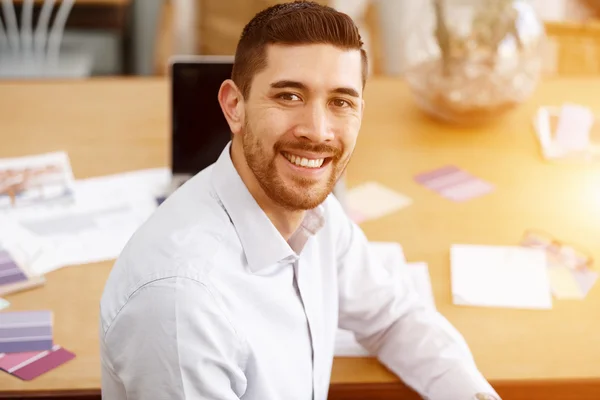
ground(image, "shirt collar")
xmin=211 ymin=142 xmax=325 ymax=272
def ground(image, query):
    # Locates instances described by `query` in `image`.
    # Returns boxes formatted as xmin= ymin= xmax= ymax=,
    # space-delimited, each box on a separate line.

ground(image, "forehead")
xmin=254 ymin=43 xmax=363 ymax=93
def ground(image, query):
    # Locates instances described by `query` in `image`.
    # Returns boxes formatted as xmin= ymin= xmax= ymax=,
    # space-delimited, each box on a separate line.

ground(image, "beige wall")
xmin=156 ymin=0 xmax=597 ymax=76
xmin=197 ymin=0 xmax=330 ymax=56
xmin=532 ymin=0 xmax=592 ymax=20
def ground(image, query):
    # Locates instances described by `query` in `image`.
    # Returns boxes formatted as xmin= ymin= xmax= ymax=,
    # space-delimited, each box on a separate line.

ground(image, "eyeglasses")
xmin=520 ymin=229 xmax=593 ymax=271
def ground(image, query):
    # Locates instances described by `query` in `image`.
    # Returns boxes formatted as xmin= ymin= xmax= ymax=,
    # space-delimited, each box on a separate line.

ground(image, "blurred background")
xmin=1 ymin=0 xmax=600 ymax=80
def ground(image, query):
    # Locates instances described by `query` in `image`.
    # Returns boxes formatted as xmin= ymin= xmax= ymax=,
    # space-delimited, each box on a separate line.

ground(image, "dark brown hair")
xmin=232 ymin=0 xmax=368 ymax=99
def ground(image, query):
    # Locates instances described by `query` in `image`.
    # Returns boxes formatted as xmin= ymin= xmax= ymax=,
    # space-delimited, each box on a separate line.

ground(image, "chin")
xmin=278 ymin=183 xmax=332 ymax=211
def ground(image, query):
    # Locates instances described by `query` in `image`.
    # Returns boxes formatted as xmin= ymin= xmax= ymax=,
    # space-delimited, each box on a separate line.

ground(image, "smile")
xmin=281 ymin=152 xmax=327 ymax=169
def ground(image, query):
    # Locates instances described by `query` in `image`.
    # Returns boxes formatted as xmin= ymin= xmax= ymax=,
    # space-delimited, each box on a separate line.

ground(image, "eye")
xmin=331 ymin=98 xmax=352 ymax=108
xmin=277 ymin=92 xmax=302 ymax=102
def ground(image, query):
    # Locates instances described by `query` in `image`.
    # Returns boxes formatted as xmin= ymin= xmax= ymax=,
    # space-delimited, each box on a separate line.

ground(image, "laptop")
xmin=167 ymin=55 xmax=234 ymax=195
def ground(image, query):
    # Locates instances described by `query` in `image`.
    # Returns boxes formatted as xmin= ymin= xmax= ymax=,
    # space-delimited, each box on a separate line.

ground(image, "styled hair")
xmin=232 ymin=0 xmax=368 ymax=99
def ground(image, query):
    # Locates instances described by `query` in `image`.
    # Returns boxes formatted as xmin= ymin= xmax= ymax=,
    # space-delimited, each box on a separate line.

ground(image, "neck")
xmin=230 ymin=139 xmax=305 ymax=241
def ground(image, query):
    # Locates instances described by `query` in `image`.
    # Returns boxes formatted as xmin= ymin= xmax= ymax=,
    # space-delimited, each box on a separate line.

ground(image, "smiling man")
xmin=99 ymin=2 xmax=500 ymax=400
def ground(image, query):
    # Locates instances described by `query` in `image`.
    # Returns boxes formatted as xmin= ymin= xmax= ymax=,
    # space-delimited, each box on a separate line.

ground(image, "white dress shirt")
xmin=99 ymin=142 xmax=499 ymax=400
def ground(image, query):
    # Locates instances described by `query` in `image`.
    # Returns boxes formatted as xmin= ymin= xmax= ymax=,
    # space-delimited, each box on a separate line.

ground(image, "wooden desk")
xmin=1 ymin=77 xmax=600 ymax=400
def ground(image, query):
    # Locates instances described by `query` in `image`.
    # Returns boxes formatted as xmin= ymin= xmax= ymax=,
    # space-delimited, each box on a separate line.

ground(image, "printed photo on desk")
xmin=0 ymin=152 xmax=75 ymax=210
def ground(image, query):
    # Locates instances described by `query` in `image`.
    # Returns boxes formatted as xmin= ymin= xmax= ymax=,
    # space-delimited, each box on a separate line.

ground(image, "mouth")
xmin=281 ymin=151 xmax=332 ymax=169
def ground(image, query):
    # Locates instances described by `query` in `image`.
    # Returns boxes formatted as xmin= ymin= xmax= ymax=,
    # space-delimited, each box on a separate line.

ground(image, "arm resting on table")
xmin=333 ymin=200 xmax=499 ymax=400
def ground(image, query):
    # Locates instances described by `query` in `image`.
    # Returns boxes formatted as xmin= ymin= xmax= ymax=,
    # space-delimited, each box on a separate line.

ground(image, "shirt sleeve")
xmin=101 ymin=275 xmax=247 ymax=399
xmin=333 ymin=202 xmax=500 ymax=400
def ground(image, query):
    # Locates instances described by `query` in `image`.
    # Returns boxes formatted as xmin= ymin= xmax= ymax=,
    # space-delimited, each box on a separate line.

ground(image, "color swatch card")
xmin=0 ymin=246 xmax=46 ymax=297
xmin=0 ymin=249 xmax=28 ymax=287
xmin=0 ymin=345 xmax=75 ymax=380
xmin=554 ymin=103 xmax=594 ymax=151
xmin=520 ymin=232 xmax=598 ymax=299
xmin=346 ymin=181 xmax=412 ymax=223
xmin=415 ymin=165 xmax=494 ymax=202
xmin=451 ymin=244 xmax=552 ymax=310
xmin=0 ymin=310 xmax=53 ymax=353
xmin=545 ymin=266 xmax=598 ymax=299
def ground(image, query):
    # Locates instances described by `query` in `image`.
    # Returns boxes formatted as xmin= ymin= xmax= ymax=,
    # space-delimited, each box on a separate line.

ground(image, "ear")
xmin=218 ymin=79 xmax=245 ymax=136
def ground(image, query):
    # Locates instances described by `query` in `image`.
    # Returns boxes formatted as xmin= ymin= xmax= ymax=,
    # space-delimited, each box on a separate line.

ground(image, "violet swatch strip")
xmin=0 ymin=345 xmax=76 ymax=380
xmin=0 ymin=250 xmax=28 ymax=287
xmin=415 ymin=165 xmax=494 ymax=202
xmin=0 ymin=310 xmax=53 ymax=353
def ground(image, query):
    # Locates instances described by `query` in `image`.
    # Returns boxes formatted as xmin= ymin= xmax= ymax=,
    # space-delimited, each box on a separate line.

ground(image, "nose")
xmin=294 ymin=102 xmax=334 ymax=143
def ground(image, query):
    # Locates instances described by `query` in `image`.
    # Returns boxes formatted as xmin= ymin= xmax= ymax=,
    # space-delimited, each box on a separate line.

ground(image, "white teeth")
xmin=283 ymin=153 xmax=325 ymax=168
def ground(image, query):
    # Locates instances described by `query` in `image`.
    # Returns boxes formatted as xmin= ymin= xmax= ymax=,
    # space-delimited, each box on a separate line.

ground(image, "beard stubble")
xmin=242 ymin=122 xmax=345 ymax=211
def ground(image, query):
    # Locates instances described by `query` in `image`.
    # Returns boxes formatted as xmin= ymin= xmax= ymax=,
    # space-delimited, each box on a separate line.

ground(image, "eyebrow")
xmin=269 ymin=80 xmax=360 ymax=98
xmin=332 ymin=87 xmax=360 ymax=98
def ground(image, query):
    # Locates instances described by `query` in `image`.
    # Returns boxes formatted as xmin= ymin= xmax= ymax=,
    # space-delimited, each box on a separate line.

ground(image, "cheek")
xmin=252 ymin=109 xmax=292 ymax=142
xmin=336 ymin=120 xmax=361 ymax=151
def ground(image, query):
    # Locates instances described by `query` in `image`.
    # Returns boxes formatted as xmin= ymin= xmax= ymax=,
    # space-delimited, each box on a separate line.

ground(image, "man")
xmin=99 ymin=2 xmax=500 ymax=399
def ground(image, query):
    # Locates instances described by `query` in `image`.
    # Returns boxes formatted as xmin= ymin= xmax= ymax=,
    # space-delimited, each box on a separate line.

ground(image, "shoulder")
xmin=102 ymin=274 xmax=237 ymax=339
xmin=100 ymin=275 xmax=246 ymax=385
xmin=100 ymin=170 xmax=238 ymax=337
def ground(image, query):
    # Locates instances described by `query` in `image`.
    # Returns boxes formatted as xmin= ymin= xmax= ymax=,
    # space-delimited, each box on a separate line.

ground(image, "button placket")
xmin=292 ymin=258 xmax=317 ymax=400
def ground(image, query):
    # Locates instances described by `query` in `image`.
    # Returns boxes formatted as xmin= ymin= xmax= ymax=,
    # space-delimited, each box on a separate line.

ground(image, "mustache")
xmin=274 ymin=141 xmax=343 ymax=159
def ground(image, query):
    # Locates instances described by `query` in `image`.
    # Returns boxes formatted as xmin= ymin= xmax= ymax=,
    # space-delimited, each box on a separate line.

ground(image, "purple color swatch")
xmin=0 ymin=251 xmax=13 ymax=264
xmin=0 ymin=310 xmax=53 ymax=354
xmin=414 ymin=165 xmax=461 ymax=183
xmin=0 ymin=350 xmax=40 ymax=370
xmin=0 ymin=345 xmax=75 ymax=381
xmin=573 ymin=268 xmax=599 ymax=296
xmin=0 ymin=250 xmax=27 ymax=286
xmin=415 ymin=165 xmax=494 ymax=202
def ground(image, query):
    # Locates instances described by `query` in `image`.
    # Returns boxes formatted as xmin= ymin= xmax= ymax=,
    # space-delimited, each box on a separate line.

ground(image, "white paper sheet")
xmin=554 ymin=103 xmax=594 ymax=151
xmin=0 ymin=168 xmax=170 ymax=275
xmin=22 ymin=203 xmax=159 ymax=275
xmin=334 ymin=242 xmax=437 ymax=357
xmin=451 ymin=244 xmax=552 ymax=310
xmin=407 ymin=261 xmax=436 ymax=310
xmin=0 ymin=219 xmax=47 ymax=267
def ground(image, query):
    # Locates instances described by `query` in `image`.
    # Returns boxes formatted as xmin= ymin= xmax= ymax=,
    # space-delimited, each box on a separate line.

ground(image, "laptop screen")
xmin=171 ymin=58 xmax=234 ymax=176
